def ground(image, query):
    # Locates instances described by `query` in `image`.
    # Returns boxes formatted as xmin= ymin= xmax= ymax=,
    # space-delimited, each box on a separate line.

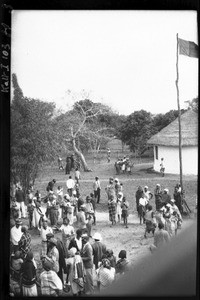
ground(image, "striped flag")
xmin=178 ymin=38 xmax=198 ymax=58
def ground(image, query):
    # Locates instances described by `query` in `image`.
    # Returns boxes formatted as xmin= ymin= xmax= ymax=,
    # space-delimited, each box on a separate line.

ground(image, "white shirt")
xmin=75 ymin=237 xmax=82 ymax=251
xmin=39 ymin=226 xmax=53 ymax=242
xmin=66 ymin=178 xmax=75 ymax=189
xmin=60 ymin=224 xmax=75 ymax=236
xmin=139 ymin=197 xmax=148 ymax=207
xmin=10 ymin=225 xmax=23 ymax=245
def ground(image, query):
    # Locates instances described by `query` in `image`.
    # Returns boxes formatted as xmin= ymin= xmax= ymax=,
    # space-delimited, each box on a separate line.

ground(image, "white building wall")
xmin=153 ymin=145 xmax=198 ymax=175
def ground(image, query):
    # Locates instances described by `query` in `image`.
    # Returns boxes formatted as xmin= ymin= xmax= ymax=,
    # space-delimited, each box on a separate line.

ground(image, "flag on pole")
xmin=178 ymin=38 xmax=198 ymax=58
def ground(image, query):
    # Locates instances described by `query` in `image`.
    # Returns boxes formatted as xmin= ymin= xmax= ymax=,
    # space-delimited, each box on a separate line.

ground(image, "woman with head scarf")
xmin=96 ymin=258 xmax=115 ymax=291
xmin=20 ymin=251 xmax=38 ymax=296
xmin=65 ymin=247 xmax=84 ymax=296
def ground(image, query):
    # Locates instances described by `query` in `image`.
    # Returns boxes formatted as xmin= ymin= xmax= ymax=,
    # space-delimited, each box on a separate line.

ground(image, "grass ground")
xmin=26 ymin=155 xmax=197 ymax=295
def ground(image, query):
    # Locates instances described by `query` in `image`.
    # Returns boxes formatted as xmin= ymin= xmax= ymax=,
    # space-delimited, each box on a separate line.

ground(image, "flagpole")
xmin=175 ymin=33 xmax=183 ymax=192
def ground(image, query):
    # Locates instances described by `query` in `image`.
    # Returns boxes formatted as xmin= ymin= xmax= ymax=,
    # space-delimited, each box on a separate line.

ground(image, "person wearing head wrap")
xmin=40 ymin=259 xmax=63 ymax=296
xmin=81 ymin=234 xmax=94 ymax=294
xmin=65 ymin=247 xmax=85 ymax=295
xmin=20 ymin=251 xmax=38 ymax=296
xmin=18 ymin=225 xmax=32 ymax=259
xmin=115 ymin=250 xmax=129 ymax=276
xmin=162 ymin=188 xmax=172 ymax=206
xmin=97 ymin=258 xmax=115 ymax=291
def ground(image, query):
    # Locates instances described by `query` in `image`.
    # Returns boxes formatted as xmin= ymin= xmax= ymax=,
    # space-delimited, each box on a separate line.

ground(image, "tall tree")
xmin=11 ymin=74 xmax=57 ymax=191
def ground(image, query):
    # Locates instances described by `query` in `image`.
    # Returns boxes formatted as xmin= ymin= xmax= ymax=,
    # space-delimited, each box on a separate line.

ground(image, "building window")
xmin=155 ymin=146 xmax=158 ymax=160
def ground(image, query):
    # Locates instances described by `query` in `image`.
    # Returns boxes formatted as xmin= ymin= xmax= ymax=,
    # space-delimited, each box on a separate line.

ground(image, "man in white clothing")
xmin=66 ymin=176 xmax=75 ymax=196
xmin=39 ymin=220 xmax=54 ymax=257
xmin=10 ymin=219 xmax=23 ymax=253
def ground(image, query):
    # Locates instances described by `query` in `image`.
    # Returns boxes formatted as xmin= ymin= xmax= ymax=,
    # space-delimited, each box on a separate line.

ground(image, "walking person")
xmin=93 ymin=176 xmax=101 ymax=204
xmin=149 ymin=222 xmax=170 ymax=253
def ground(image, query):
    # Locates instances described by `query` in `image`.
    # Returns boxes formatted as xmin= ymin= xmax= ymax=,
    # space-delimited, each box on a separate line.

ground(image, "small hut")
xmin=147 ymin=110 xmax=198 ymax=175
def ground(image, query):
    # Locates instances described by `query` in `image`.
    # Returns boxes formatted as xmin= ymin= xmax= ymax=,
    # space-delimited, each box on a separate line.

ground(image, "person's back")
xmin=154 ymin=223 xmax=170 ymax=248
xmin=92 ymin=241 xmax=106 ymax=269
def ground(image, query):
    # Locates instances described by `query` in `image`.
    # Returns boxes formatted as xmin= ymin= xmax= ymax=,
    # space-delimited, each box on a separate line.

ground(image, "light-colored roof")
xmin=147 ymin=109 xmax=198 ymax=146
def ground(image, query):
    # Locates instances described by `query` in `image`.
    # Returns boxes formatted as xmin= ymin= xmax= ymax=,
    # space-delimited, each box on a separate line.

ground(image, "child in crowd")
xmin=121 ymin=197 xmax=129 ymax=228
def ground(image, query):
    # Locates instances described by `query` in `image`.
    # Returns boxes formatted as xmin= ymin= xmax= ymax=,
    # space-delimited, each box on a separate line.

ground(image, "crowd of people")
xmin=114 ymin=156 xmax=133 ymax=175
xmin=10 ymin=176 xmax=132 ymax=296
xmin=9 ymin=164 xmax=186 ymax=297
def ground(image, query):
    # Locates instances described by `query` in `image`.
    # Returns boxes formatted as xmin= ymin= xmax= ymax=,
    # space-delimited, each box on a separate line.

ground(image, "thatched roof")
xmin=147 ymin=109 xmax=198 ymax=146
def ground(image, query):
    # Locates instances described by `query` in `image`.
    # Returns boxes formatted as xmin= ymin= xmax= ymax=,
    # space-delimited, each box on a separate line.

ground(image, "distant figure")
xmin=57 ymin=156 xmax=64 ymax=170
xmin=65 ymin=156 xmax=72 ymax=175
xmin=107 ymin=148 xmax=111 ymax=163
xmin=160 ymin=158 xmax=165 ymax=177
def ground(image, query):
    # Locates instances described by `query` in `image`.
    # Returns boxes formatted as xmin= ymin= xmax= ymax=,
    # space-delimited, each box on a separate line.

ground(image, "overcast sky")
xmin=11 ymin=10 xmax=198 ymax=115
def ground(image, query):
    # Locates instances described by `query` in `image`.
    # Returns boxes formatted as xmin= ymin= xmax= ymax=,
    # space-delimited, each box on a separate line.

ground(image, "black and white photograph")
xmin=4 ymin=6 xmax=198 ymax=297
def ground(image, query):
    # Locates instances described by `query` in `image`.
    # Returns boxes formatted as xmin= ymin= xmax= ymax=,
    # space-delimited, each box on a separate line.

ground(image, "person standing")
xmin=143 ymin=186 xmax=153 ymax=209
xmin=116 ymin=192 xmax=123 ymax=223
xmin=150 ymin=222 xmax=170 ymax=253
xmin=154 ymin=184 xmax=163 ymax=211
xmin=10 ymin=219 xmax=23 ymax=253
xmin=135 ymin=186 xmax=143 ymax=217
xmin=138 ymin=192 xmax=148 ymax=224
xmin=75 ymin=167 xmax=81 ymax=185
xmin=107 ymin=148 xmax=111 ymax=163
xmin=81 ymin=234 xmax=94 ymax=295
xmin=76 ymin=206 xmax=88 ymax=233
xmin=20 ymin=251 xmax=38 ymax=296
xmin=65 ymin=247 xmax=84 ymax=296
xmin=160 ymin=158 xmax=165 ymax=177
xmin=66 ymin=176 xmax=75 ymax=197
xmin=58 ymin=217 xmax=75 ymax=258
xmin=46 ymin=179 xmax=56 ymax=193
xmin=93 ymin=176 xmax=101 ymax=204
xmin=38 ymin=220 xmax=53 ymax=257
xmin=15 ymin=186 xmax=26 ymax=219
xmin=96 ymin=258 xmax=115 ymax=291
xmin=40 ymin=259 xmax=63 ymax=296
xmin=121 ymin=197 xmax=129 ymax=228
xmin=173 ymin=183 xmax=183 ymax=214
xmin=92 ymin=232 xmax=107 ymax=270
xmin=105 ymin=177 xmax=116 ymax=201
xmin=46 ymin=238 xmax=60 ymax=274
xmin=68 ymin=228 xmax=83 ymax=253
xmin=108 ymin=195 xmax=117 ymax=227
xmin=18 ymin=225 xmax=32 ymax=259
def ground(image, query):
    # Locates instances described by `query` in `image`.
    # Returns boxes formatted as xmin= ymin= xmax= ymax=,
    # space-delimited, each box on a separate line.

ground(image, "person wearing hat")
xmin=20 ymin=251 xmax=38 ymax=296
xmin=92 ymin=232 xmax=107 ymax=270
xmin=96 ymin=258 xmax=115 ymax=291
xmin=10 ymin=219 xmax=23 ymax=253
xmin=105 ymin=177 xmax=116 ymax=201
xmin=18 ymin=225 xmax=32 ymax=259
xmin=93 ymin=176 xmax=101 ymax=204
xmin=81 ymin=233 xmax=94 ymax=295
xmin=154 ymin=184 xmax=163 ymax=211
xmin=40 ymin=258 xmax=63 ymax=296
